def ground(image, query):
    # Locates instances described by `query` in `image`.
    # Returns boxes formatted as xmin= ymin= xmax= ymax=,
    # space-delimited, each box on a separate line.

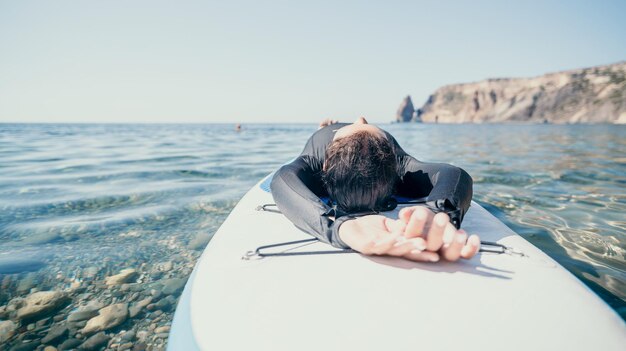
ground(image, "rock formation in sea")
xmin=414 ymin=61 xmax=626 ymax=124
xmin=396 ymin=95 xmax=416 ymax=122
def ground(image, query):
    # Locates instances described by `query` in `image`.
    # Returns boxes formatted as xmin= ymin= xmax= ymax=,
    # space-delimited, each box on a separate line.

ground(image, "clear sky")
xmin=1 ymin=0 xmax=625 ymax=123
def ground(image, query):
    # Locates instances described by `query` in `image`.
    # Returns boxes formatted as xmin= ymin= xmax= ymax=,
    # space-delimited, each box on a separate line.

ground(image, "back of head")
xmin=322 ymin=131 xmax=397 ymax=214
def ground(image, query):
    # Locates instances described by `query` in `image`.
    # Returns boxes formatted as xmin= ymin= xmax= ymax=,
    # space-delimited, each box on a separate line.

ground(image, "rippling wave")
xmin=385 ymin=123 xmax=626 ymax=317
xmin=0 ymin=123 xmax=624 ymax=323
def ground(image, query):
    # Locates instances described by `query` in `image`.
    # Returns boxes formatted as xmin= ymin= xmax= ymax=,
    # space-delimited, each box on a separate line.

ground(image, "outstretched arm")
xmin=270 ymin=156 xmax=353 ymax=249
xmin=396 ymin=152 xmax=473 ymax=229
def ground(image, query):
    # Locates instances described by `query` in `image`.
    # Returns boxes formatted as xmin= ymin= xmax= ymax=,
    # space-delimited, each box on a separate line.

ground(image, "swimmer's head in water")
xmin=322 ymin=118 xmax=397 ymax=214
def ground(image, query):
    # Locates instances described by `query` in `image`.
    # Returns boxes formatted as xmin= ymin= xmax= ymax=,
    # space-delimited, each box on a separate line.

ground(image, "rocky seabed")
xmin=0 ymin=253 xmax=199 ymax=351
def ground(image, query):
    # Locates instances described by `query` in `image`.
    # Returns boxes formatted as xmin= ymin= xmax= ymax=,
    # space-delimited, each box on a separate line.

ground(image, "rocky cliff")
xmin=415 ymin=61 xmax=626 ymax=124
xmin=396 ymin=95 xmax=416 ymax=122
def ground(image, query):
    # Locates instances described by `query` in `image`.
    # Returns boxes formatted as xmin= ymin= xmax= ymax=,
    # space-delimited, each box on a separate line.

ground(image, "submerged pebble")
xmin=120 ymin=329 xmax=136 ymax=342
xmin=129 ymin=297 xmax=152 ymax=318
xmin=67 ymin=309 xmax=99 ymax=322
xmin=119 ymin=342 xmax=133 ymax=350
xmin=16 ymin=291 xmax=71 ymax=322
xmin=82 ymin=303 xmax=129 ymax=334
xmin=41 ymin=323 xmax=69 ymax=344
xmin=0 ymin=320 xmax=17 ymax=343
xmin=160 ymin=278 xmax=186 ymax=296
xmin=79 ymin=332 xmax=110 ymax=350
xmin=9 ymin=341 xmax=40 ymax=351
xmin=154 ymin=325 xmax=170 ymax=333
xmin=16 ymin=274 xmax=39 ymax=294
xmin=105 ymin=269 xmax=139 ymax=286
xmin=58 ymin=338 xmax=82 ymax=350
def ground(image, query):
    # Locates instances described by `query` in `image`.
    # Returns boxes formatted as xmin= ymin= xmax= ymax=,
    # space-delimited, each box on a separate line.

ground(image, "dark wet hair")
xmin=322 ymin=131 xmax=398 ymax=214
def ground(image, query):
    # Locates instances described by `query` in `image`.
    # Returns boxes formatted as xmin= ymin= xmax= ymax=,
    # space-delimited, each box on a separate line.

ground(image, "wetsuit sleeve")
xmin=270 ymin=156 xmax=352 ymax=249
xmin=395 ymin=148 xmax=473 ymax=229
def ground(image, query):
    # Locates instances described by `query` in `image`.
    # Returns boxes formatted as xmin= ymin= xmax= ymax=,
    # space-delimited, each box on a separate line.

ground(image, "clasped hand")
xmin=338 ymin=206 xmax=481 ymax=262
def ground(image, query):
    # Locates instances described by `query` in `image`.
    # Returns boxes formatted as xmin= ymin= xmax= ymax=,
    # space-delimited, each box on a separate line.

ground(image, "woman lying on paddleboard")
xmin=270 ymin=117 xmax=481 ymax=262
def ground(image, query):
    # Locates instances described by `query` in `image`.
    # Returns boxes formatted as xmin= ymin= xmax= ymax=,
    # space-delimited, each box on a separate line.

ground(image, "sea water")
xmin=0 ymin=123 xmax=624 ymax=348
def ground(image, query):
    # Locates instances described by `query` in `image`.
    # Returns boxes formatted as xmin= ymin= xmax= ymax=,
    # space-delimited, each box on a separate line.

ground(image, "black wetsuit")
xmin=270 ymin=123 xmax=473 ymax=249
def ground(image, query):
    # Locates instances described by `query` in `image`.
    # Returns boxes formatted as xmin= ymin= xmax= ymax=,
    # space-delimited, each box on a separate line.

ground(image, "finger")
xmin=404 ymin=207 xmax=432 ymax=238
xmin=370 ymin=228 xmax=402 ymax=255
xmin=425 ymin=212 xmax=449 ymax=251
xmin=442 ymin=222 xmax=456 ymax=246
xmin=384 ymin=217 xmax=406 ymax=233
xmin=379 ymin=220 xmax=408 ymax=255
xmin=460 ymin=234 xmax=481 ymax=259
xmin=389 ymin=237 xmax=427 ymax=256
xmin=403 ymin=250 xmax=440 ymax=263
xmin=435 ymin=221 xmax=458 ymax=253
xmin=442 ymin=230 xmax=468 ymax=261
xmin=398 ymin=207 xmax=415 ymax=223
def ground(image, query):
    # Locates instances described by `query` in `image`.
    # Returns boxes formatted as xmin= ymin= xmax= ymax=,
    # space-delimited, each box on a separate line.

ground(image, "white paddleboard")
xmin=168 ymin=174 xmax=626 ymax=351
